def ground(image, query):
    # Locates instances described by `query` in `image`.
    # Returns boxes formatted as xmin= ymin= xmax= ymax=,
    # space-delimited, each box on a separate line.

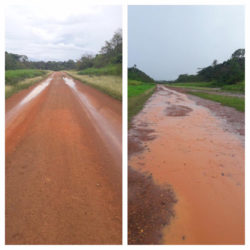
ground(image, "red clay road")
xmin=128 ymin=85 xmax=244 ymax=244
xmin=6 ymin=72 xmax=122 ymax=244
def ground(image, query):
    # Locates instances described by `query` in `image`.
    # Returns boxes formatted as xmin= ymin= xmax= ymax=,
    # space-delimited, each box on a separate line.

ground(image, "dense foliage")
xmin=76 ymin=29 xmax=122 ymax=71
xmin=128 ymin=66 xmax=154 ymax=83
xmin=175 ymin=49 xmax=245 ymax=85
xmin=5 ymin=52 xmax=76 ymax=71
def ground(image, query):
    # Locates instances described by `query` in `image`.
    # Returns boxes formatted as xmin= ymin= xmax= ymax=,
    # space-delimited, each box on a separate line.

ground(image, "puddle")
xmin=165 ymin=105 xmax=193 ymax=117
xmin=6 ymin=77 xmax=52 ymax=126
xmin=19 ymin=78 xmax=52 ymax=106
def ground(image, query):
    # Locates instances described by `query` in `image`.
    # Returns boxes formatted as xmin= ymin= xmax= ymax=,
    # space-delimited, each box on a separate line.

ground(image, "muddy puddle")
xmin=6 ymin=77 xmax=52 ymax=128
xmin=128 ymin=85 xmax=244 ymax=244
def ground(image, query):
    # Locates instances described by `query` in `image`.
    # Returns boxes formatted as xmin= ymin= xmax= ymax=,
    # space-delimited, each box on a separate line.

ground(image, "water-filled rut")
xmin=128 ymin=85 xmax=244 ymax=244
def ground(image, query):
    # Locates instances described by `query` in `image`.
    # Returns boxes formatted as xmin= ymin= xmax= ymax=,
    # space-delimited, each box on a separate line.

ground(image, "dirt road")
xmin=6 ymin=72 xmax=122 ymax=244
xmin=128 ymin=85 xmax=244 ymax=244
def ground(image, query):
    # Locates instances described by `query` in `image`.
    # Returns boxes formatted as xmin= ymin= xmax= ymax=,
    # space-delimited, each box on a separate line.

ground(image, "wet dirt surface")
xmin=128 ymin=166 xmax=176 ymax=244
xmin=165 ymin=105 xmax=193 ymax=117
xmin=6 ymin=72 xmax=122 ymax=244
xmin=168 ymin=86 xmax=245 ymax=137
xmin=128 ymin=85 xmax=244 ymax=244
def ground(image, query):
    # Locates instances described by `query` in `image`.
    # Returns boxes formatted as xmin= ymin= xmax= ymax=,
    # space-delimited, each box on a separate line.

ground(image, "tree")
xmin=77 ymin=54 xmax=94 ymax=70
xmin=232 ymin=49 xmax=245 ymax=59
xmin=212 ymin=59 xmax=217 ymax=67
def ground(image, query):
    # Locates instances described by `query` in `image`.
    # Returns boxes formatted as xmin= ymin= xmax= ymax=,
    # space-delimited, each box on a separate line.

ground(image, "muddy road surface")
xmin=6 ymin=72 xmax=122 ymax=244
xmin=128 ymin=85 xmax=244 ymax=244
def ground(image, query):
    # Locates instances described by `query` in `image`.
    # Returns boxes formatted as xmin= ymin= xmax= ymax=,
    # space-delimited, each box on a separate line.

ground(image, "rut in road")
xmin=128 ymin=85 xmax=244 ymax=244
xmin=6 ymin=72 xmax=122 ymax=244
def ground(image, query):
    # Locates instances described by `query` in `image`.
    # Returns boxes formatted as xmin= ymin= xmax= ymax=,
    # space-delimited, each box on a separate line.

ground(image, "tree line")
xmin=175 ymin=49 xmax=245 ymax=85
xmin=5 ymin=29 xmax=122 ymax=72
xmin=128 ymin=65 xmax=154 ymax=83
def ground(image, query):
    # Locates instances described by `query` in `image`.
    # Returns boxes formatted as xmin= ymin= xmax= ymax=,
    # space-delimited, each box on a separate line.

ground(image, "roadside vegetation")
xmin=5 ymin=30 xmax=122 ymax=99
xmin=67 ymin=30 xmax=122 ymax=100
xmin=5 ymin=70 xmax=51 ymax=99
xmin=75 ymin=30 xmax=122 ymax=75
xmin=163 ymin=49 xmax=245 ymax=112
xmin=5 ymin=69 xmax=47 ymax=85
xmin=128 ymin=66 xmax=154 ymax=83
xmin=167 ymin=49 xmax=245 ymax=94
xmin=221 ymin=81 xmax=245 ymax=93
xmin=128 ymin=67 xmax=156 ymax=123
xmin=78 ymin=64 xmax=121 ymax=76
xmin=166 ymin=82 xmax=215 ymax=88
xmin=188 ymin=92 xmax=244 ymax=112
xmin=67 ymin=71 xmax=122 ymax=101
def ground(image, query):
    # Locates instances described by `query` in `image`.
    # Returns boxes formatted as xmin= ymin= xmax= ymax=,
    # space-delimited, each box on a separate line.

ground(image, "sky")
xmin=128 ymin=5 xmax=245 ymax=81
xmin=5 ymin=4 xmax=121 ymax=61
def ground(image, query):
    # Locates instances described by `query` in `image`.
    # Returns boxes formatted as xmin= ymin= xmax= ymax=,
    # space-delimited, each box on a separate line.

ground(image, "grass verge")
xmin=5 ymin=71 xmax=51 ymax=99
xmin=5 ymin=69 xmax=48 ymax=85
xmin=128 ymin=83 xmax=156 ymax=123
xmin=66 ymin=71 xmax=122 ymax=101
xmin=188 ymin=91 xmax=244 ymax=112
xmin=168 ymin=82 xmax=215 ymax=88
xmin=78 ymin=64 xmax=122 ymax=76
xmin=221 ymin=81 xmax=245 ymax=93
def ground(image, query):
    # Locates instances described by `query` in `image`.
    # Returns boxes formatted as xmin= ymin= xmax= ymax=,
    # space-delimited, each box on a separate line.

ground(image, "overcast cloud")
xmin=128 ymin=5 xmax=244 ymax=80
xmin=5 ymin=4 xmax=121 ymax=61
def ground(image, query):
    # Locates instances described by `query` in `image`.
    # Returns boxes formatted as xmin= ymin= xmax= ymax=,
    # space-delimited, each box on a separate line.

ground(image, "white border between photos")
xmin=0 ymin=1 xmax=5 ymax=248
xmin=0 ymin=0 xmax=249 ymax=249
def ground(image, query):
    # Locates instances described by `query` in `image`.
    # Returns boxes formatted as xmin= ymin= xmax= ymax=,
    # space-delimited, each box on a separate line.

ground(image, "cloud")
xmin=5 ymin=4 xmax=122 ymax=61
xmin=128 ymin=5 xmax=244 ymax=80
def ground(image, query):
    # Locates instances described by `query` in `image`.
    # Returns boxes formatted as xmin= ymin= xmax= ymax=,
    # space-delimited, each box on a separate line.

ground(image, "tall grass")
xmin=66 ymin=71 xmax=122 ymax=101
xmin=78 ymin=64 xmax=122 ymax=76
xmin=221 ymin=81 xmax=245 ymax=93
xmin=5 ymin=69 xmax=48 ymax=85
xmin=5 ymin=71 xmax=51 ymax=99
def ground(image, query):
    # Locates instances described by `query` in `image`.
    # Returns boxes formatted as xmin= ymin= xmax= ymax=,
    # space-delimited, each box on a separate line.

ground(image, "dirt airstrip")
xmin=6 ymin=72 xmax=122 ymax=244
xmin=128 ymin=85 xmax=244 ymax=245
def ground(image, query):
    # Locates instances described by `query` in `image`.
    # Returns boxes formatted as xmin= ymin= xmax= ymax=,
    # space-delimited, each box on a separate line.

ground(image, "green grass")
xmin=5 ymin=69 xmax=48 ymax=85
xmin=66 ymin=71 xmax=122 ymax=101
xmin=169 ymin=82 xmax=215 ymax=88
xmin=188 ymin=91 xmax=244 ymax=112
xmin=221 ymin=81 xmax=245 ymax=93
xmin=128 ymin=80 xmax=156 ymax=123
xmin=5 ymin=72 xmax=51 ymax=99
xmin=128 ymin=83 xmax=155 ymax=98
xmin=78 ymin=64 xmax=122 ymax=76
xmin=127 ymin=79 xmax=143 ymax=86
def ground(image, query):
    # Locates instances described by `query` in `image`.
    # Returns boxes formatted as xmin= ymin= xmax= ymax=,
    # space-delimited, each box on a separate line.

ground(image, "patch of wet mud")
xmin=167 ymin=87 xmax=244 ymax=137
xmin=165 ymin=105 xmax=193 ymax=117
xmin=187 ymin=95 xmax=245 ymax=137
xmin=128 ymin=166 xmax=177 ymax=245
xmin=128 ymin=124 xmax=156 ymax=156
